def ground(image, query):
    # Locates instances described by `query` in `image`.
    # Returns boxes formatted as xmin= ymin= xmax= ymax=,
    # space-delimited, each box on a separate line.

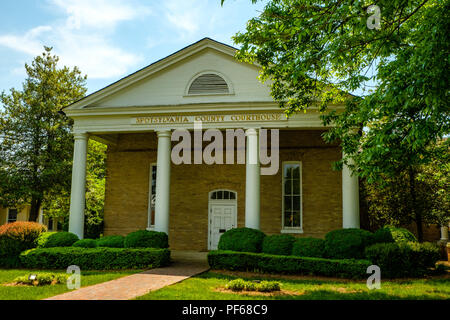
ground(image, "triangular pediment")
xmin=65 ymin=38 xmax=273 ymax=111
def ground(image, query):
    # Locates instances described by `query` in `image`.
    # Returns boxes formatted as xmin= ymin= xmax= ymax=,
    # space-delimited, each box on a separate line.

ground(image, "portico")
xmin=64 ymin=38 xmax=360 ymax=249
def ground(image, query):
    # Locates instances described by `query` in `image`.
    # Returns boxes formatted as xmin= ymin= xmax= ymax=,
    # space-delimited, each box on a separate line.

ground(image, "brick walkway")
xmin=45 ymin=251 xmax=209 ymax=300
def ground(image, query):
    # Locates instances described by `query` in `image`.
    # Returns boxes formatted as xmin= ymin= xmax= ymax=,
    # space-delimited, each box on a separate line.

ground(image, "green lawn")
xmin=0 ymin=269 xmax=141 ymax=300
xmin=136 ymin=271 xmax=450 ymax=300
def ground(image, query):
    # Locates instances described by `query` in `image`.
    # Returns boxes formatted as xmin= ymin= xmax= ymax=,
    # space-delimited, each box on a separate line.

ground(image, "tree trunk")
xmin=29 ymin=195 xmax=42 ymax=222
xmin=409 ymin=167 xmax=423 ymax=242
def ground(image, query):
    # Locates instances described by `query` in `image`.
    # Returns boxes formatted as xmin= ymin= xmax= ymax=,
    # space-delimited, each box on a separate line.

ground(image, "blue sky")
xmin=0 ymin=0 xmax=267 ymax=95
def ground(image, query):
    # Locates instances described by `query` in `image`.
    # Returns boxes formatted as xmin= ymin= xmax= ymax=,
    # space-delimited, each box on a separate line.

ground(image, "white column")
xmin=69 ymin=132 xmax=88 ymax=239
xmin=245 ymin=128 xmax=260 ymax=229
xmin=154 ymin=130 xmax=172 ymax=234
xmin=342 ymin=156 xmax=360 ymax=228
xmin=38 ymin=208 xmax=44 ymax=224
xmin=440 ymin=226 xmax=449 ymax=241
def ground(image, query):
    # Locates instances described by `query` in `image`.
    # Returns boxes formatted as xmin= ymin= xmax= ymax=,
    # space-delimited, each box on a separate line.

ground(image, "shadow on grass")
xmin=197 ymin=271 xmax=355 ymax=286
xmin=193 ymin=271 xmax=450 ymax=300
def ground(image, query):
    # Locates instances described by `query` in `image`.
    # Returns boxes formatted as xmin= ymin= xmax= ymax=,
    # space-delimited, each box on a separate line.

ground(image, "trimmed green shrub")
xmin=72 ymin=239 xmax=97 ymax=248
xmin=124 ymin=230 xmax=168 ymax=248
xmin=262 ymin=234 xmax=296 ymax=256
xmin=20 ymin=247 xmax=171 ymax=270
xmin=208 ymin=250 xmax=371 ymax=279
xmin=257 ymin=281 xmax=281 ymax=292
xmin=218 ymin=228 xmax=266 ymax=253
xmin=373 ymin=225 xmax=417 ymax=244
xmin=36 ymin=232 xmax=56 ymax=248
xmin=226 ymin=279 xmax=246 ymax=291
xmin=0 ymin=222 xmax=47 ymax=267
xmin=13 ymin=273 xmax=69 ymax=286
xmin=96 ymin=235 xmax=125 ymax=248
xmin=36 ymin=231 xmax=79 ymax=248
xmin=292 ymin=237 xmax=325 ymax=258
xmin=225 ymin=279 xmax=280 ymax=292
xmin=365 ymin=241 xmax=440 ymax=278
xmin=324 ymin=228 xmax=375 ymax=259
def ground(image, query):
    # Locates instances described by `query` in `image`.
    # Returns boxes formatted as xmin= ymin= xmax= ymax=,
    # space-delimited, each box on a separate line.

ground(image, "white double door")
xmin=208 ymin=202 xmax=237 ymax=250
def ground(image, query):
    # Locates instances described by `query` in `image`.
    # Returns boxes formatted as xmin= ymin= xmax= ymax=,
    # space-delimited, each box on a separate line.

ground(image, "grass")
xmin=135 ymin=271 xmax=450 ymax=300
xmin=0 ymin=268 xmax=141 ymax=300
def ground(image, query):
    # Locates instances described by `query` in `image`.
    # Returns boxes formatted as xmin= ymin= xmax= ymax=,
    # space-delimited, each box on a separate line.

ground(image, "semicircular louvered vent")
xmin=188 ymin=73 xmax=229 ymax=95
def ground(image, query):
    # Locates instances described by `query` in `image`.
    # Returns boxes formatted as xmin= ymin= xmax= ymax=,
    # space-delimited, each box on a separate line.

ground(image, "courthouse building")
xmin=64 ymin=38 xmax=360 ymax=251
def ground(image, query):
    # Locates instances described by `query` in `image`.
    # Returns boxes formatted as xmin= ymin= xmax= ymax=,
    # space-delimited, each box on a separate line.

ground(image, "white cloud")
xmin=54 ymin=31 xmax=142 ymax=79
xmin=162 ymin=0 xmax=211 ymax=38
xmin=164 ymin=0 xmax=201 ymax=35
xmin=155 ymin=0 xmax=258 ymax=44
xmin=0 ymin=0 xmax=151 ymax=79
xmin=0 ymin=26 xmax=52 ymax=56
xmin=50 ymin=0 xmax=150 ymax=30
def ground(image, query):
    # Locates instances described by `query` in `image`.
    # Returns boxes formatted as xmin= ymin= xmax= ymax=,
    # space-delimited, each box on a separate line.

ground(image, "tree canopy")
xmin=0 ymin=47 xmax=87 ymax=221
xmin=227 ymin=0 xmax=449 ymax=240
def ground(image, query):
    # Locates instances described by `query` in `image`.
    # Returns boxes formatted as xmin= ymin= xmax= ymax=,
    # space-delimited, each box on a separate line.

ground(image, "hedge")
xmin=324 ymin=228 xmax=375 ymax=259
xmin=20 ymin=247 xmax=171 ymax=270
xmin=291 ymin=237 xmax=325 ymax=258
xmin=0 ymin=222 xmax=47 ymax=267
xmin=124 ymin=230 xmax=169 ymax=249
xmin=218 ymin=228 xmax=266 ymax=253
xmin=208 ymin=250 xmax=371 ymax=279
xmin=72 ymin=239 xmax=97 ymax=248
xmin=96 ymin=235 xmax=125 ymax=248
xmin=262 ymin=234 xmax=296 ymax=256
xmin=365 ymin=241 xmax=440 ymax=278
xmin=373 ymin=226 xmax=417 ymax=244
xmin=36 ymin=232 xmax=79 ymax=248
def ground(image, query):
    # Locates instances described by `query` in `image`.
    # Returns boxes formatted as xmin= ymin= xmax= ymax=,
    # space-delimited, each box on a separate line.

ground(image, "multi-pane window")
xmin=147 ymin=164 xmax=157 ymax=228
xmin=210 ymin=190 xmax=236 ymax=200
xmin=7 ymin=208 xmax=18 ymax=223
xmin=282 ymin=162 xmax=302 ymax=229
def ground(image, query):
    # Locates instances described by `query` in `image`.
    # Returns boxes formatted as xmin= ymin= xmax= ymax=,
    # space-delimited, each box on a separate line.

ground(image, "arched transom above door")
xmin=210 ymin=189 xmax=236 ymax=200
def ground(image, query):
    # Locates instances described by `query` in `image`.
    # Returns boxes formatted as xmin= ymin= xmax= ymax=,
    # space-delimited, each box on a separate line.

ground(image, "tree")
xmin=416 ymin=142 xmax=450 ymax=228
xmin=226 ymin=0 xmax=449 ymax=241
xmin=362 ymin=148 xmax=450 ymax=232
xmin=0 ymin=47 xmax=87 ymax=221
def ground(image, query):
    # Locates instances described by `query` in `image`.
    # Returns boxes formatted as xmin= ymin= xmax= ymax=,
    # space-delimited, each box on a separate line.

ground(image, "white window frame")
xmin=7 ymin=208 xmax=18 ymax=224
xmin=281 ymin=161 xmax=303 ymax=233
xmin=147 ymin=163 xmax=157 ymax=230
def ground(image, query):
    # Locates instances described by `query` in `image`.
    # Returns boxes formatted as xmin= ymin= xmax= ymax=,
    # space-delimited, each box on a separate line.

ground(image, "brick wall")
xmin=103 ymin=130 xmax=342 ymax=250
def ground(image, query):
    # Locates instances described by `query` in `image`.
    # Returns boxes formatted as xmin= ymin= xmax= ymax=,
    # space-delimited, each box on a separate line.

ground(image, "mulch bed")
xmin=2 ymin=280 xmax=60 ymax=287
xmin=212 ymin=269 xmax=362 ymax=282
xmin=214 ymin=287 xmax=303 ymax=297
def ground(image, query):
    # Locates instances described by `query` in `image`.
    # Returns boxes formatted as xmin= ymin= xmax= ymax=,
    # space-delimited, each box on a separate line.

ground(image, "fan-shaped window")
xmin=188 ymin=73 xmax=229 ymax=95
xmin=210 ymin=190 xmax=236 ymax=200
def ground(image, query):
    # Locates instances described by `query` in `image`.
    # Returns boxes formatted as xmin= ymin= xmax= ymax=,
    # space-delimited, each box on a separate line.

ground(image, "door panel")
xmin=209 ymin=203 xmax=236 ymax=250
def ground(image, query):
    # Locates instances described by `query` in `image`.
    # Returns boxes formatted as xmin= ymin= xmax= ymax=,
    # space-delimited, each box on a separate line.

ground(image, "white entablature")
xmin=64 ymin=38 xmax=343 ymax=135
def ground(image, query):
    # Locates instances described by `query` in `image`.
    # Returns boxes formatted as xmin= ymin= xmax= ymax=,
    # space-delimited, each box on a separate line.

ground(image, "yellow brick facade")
xmin=0 ymin=206 xmax=30 ymax=224
xmin=103 ymin=129 xmax=342 ymax=251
